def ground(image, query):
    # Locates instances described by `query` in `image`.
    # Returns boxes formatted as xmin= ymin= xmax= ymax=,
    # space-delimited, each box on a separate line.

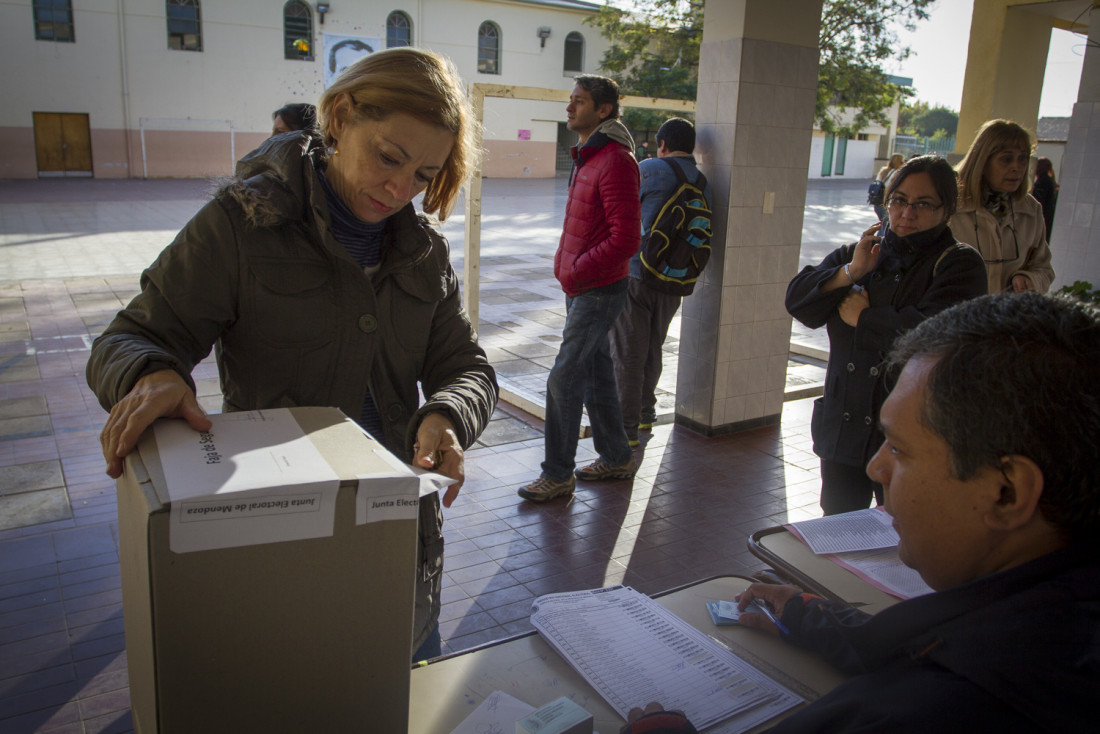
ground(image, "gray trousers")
xmin=609 ymin=277 xmax=682 ymax=436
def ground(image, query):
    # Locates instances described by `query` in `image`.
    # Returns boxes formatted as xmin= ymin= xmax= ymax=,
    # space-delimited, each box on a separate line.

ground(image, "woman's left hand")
xmin=413 ymin=412 xmax=465 ymax=508
xmin=838 ymin=287 xmax=870 ymax=327
xmin=1011 ymin=274 xmax=1035 ymax=293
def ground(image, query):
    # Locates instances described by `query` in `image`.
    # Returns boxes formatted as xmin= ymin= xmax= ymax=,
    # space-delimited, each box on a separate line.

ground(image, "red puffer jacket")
xmin=554 ymin=120 xmax=641 ymax=296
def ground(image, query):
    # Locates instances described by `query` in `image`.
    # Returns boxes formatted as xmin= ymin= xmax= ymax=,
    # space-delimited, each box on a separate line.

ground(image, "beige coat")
xmin=950 ymin=194 xmax=1054 ymax=294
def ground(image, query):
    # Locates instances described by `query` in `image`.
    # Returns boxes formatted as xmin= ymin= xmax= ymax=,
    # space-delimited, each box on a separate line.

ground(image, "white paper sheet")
xmin=448 ymin=690 xmax=536 ymax=734
xmin=530 ymin=586 xmax=802 ymax=732
xmin=826 ymin=547 xmax=934 ymax=599
xmin=154 ymin=409 xmax=340 ymax=501
xmin=785 ymin=507 xmax=899 ymax=554
xmin=154 ymin=409 xmax=342 ymax=553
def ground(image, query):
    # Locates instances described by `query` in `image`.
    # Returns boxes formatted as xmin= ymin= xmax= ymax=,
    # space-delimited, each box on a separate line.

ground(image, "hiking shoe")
xmin=517 ymin=475 xmax=575 ymax=503
xmin=574 ymin=457 xmax=637 ymax=481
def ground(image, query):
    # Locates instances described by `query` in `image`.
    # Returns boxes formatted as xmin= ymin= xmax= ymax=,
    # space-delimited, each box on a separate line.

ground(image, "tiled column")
xmin=1049 ymin=11 xmax=1100 ymax=289
xmin=676 ymin=0 xmax=822 ymax=435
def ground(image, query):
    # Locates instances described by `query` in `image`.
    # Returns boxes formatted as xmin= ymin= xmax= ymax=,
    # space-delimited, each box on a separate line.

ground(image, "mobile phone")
xmin=877 ymin=219 xmax=889 ymax=238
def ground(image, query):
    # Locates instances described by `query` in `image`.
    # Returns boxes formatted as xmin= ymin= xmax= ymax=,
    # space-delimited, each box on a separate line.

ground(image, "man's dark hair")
xmin=888 ymin=292 xmax=1100 ymax=540
xmin=886 ymin=154 xmax=959 ymax=219
xmin=656 ymin=117 xmax=695 ymax=154
xmin=574 ymin=74 xmax=620 ymax=121
xmin=273 ymin=103 xmax=318 ymax=132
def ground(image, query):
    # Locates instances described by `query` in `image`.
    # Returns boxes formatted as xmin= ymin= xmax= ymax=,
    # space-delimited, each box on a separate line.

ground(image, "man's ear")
xmin=597 ymin=103 xmax=614 ymax=124
xmin=986 ymin=455 xmax=1045 ymax=531
xmin=656 ymin=140 xmax=669 ymax=156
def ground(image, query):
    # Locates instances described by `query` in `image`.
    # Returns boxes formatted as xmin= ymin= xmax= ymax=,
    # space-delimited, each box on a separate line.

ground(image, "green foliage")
xmin=1057 ymin=281 xmax=1100 ymax=305
xmin=586 ymin=0 xmax=702 ymax=132
xmin=587 ymin=0 xmax=934 ymax=139
xmin=816 ymin=0 xmax=933 ymax=137
xmin=907 ymin=105 xmax=959 ymax=137
xmin=898 ymin=100 xmax=928 ymax=133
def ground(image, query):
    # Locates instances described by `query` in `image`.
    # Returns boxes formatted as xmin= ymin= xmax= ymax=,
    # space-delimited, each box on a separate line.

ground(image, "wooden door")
xmin=33 ymin=112 xmax=92 ymax=176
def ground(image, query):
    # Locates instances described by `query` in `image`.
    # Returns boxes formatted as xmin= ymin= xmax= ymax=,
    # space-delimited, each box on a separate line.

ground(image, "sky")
xmin=888 ymin=0 xmax=1087 ymax=119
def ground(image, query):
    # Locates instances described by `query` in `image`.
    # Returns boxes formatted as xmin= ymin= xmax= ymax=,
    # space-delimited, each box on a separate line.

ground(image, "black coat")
xmin=1032 ymin=175 xmax=1058 ymax=238
xmin=764 ymin=541 xmax=1100 ymax=733
xmin=785 ymin=227 xmax=986 ymax=467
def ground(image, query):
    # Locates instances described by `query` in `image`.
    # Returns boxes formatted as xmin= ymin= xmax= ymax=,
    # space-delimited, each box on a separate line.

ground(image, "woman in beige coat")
xmin=951 ymin=120 xmax=1054 ymax=293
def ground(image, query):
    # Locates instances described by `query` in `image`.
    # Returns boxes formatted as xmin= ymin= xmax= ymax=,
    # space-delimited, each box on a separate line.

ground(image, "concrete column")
xmin=676 ymin=0 xmax=822 ymax=435
xmin=955 ymin=0 xmax=1054 ymax=155
xmin=1049 ymin=9 xmax=1100 ymax=289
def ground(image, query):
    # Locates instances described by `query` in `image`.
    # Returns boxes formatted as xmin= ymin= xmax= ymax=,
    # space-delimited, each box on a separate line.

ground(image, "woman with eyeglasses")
xmin=786 ymin=155 xmax=987 ymax=515
xmin=952 ymin=119 xmax=1055 ymax=294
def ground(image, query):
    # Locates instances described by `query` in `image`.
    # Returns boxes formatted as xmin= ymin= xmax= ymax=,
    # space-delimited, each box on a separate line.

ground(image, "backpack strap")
xmin=661 ymin=156 xmax=707 ymax=193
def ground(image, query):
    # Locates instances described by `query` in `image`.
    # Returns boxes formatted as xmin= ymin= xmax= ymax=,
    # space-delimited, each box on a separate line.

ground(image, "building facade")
xmin=2 ymin=0 xmax=606 ymax=179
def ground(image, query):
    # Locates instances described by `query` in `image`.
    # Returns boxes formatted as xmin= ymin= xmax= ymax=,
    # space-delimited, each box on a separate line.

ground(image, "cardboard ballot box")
xmin=117 ymin=407 xmax=418 ymax=734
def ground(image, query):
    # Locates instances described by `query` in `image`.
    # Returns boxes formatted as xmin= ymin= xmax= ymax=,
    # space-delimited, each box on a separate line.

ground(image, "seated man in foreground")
xmin=731 ymin=291 xmax=1099 ymax=732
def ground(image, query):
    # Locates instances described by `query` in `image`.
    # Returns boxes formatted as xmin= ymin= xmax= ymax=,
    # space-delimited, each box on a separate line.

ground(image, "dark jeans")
xmin=819 ymin=458 xmax=883 ymax=515
xmin=610 ymin=278 xmax=681 ymax=436
xmin=542 ymin=280 xmax=633 ymax=481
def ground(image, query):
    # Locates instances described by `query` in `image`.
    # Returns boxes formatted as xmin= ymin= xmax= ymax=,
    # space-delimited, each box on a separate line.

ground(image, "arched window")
xmin=33 ymin=0 xmax=74 ymax=42
xmin=387 ymin=11 xmax=412 ymax=48
xmin=283 ymin=1 xmax=313 ymax=60
xmin=563 ymin=31 xmax=583 ymax=73
xmin=166 ymin=0 xmax=201 ymax=52
xmin=477 ymin=22 xmax=500 ymax=75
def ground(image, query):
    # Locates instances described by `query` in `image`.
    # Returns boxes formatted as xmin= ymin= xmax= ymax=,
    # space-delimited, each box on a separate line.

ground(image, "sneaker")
xmin=517 ymin=475 xmax=576 ymax=503
xmin=574 ymin=457 xmax=637 ymax=481
xmin=638 ymin=421 xmax=654 ymax=431
xmin=627 ymin=438 xmax=640 ymax=448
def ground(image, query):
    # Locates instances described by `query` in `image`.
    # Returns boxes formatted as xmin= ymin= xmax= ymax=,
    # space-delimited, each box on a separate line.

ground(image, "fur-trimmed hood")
xmin=213 ymin=131 xmax=325 ymax=229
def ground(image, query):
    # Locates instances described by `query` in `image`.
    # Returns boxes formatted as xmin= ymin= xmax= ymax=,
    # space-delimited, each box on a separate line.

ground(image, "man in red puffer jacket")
xmin=517 ymin=74 xmax=641 ymax=503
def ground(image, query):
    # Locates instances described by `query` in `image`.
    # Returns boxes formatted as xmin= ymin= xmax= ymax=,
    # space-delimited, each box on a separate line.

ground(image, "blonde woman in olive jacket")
xmin=951 ymin=120 xmax=1055 ymax=294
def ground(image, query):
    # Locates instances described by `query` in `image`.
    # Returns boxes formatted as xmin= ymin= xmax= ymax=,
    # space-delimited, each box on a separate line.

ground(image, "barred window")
xmin=284 ymin=1 xmax=313 ymax=60
xmin=33 ymin=0 xmax=74 ymax=42
xmin=478 ymin=22 xmax=500 ymax=75
xmin=387 ymin=11 xmax=412 ymax=48
xmin=167 ymin=0 xmax=202 ymax=52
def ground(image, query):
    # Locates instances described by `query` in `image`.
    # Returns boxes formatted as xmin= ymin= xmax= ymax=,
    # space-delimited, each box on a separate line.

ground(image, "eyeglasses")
xmin=887 ymin=197 xmax=943 ymax=214
xmin=971 ymin=220 xmax=1021 ymax=265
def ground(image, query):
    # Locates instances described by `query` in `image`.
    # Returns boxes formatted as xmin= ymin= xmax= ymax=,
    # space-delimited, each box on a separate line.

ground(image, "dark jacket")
xmin=786 ymin=227 xmax=986 ymax=467
xmin=1032 ymin=175 xmax=1058 ymax=239
xmin=555 ymin=119 xmax=641 ymax=296
xmin=86 ymin=133 xmax=499 ymax=651
xmin=765 ymin=541 xmax=1100 ymax=733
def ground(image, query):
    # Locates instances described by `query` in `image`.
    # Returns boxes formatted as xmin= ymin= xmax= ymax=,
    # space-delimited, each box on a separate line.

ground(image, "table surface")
xmin=408 ymin=576 xmax=849 ymax=734
xmin=748 ymin=526 xmax=902 ymax=615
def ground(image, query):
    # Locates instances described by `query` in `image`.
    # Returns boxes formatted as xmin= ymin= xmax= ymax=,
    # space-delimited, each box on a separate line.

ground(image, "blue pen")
xmin=754 ymin=600 xmax=790 ymax=636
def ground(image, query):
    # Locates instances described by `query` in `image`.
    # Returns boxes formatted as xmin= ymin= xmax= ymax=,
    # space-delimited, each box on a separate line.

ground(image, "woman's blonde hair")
xmin=955 ymin=119 xmax=1034 ymax=209
xmin=877 ymin=153 xmax=904 ymax=180
xmin=318 ymin=47 xmax=479 ymax=220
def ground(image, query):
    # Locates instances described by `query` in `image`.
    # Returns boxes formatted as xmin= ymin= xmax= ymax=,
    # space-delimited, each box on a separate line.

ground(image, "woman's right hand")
xmin=848 ymin=222 xmax=883 ymax=282
xmin=100 ymin=369 xmax=211 ymax=479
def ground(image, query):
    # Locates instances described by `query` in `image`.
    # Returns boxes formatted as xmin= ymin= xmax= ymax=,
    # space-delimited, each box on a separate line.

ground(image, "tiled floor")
xmin=0 ymin=177 xmax=867 ymax=733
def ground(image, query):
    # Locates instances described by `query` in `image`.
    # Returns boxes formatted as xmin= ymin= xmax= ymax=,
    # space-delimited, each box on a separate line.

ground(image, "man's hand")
xmin=735 ymin=583 xmax=802 ymax=636
xmin=619 ymin=702 xmax=697 ymax=733
xmin=100 ymin=369 xmax=211 ymax=479
xmin=413 ymin=412 xmax=464 ymax=508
